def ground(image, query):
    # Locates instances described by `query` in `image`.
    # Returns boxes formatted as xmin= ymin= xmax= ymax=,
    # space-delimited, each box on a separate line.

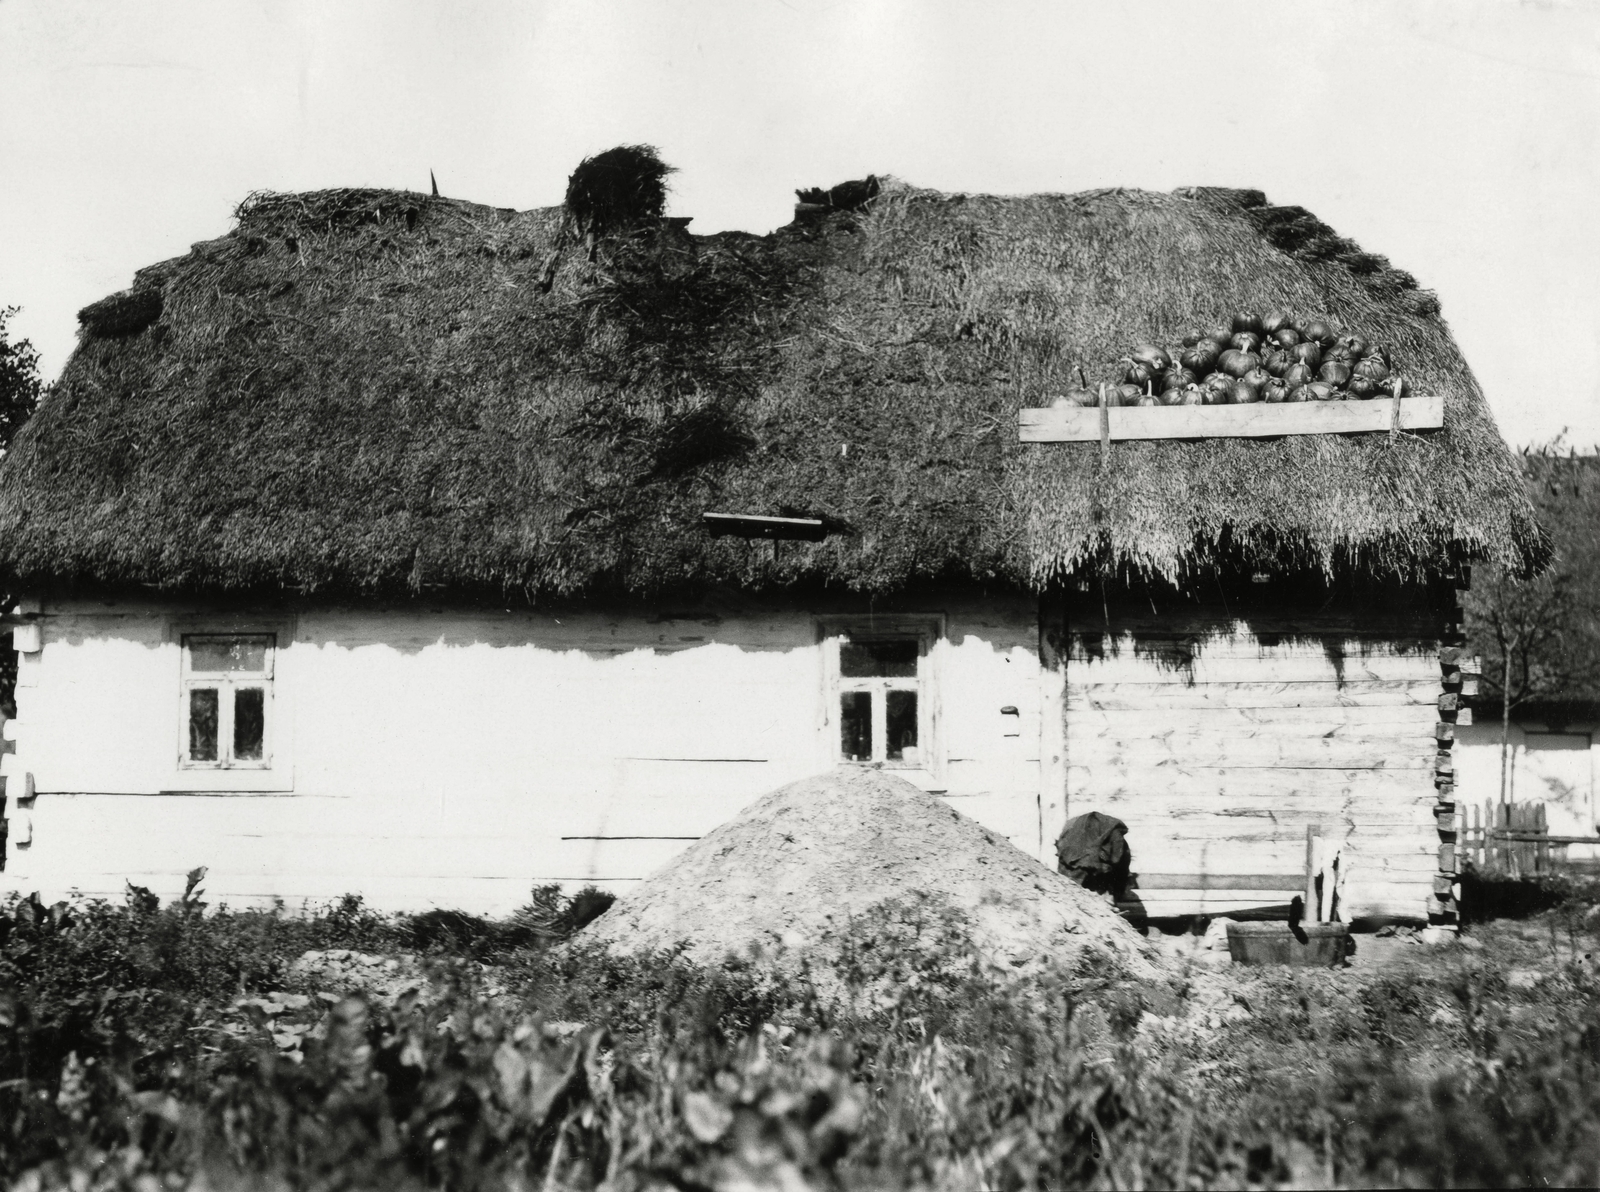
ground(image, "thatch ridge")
xmin=0 ymin=179 xmax=1545 ymax=602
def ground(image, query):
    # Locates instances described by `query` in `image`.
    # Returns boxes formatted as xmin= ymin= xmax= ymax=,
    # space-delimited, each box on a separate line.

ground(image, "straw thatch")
xmin=0 ymin=175 xmax=1546 ymax=602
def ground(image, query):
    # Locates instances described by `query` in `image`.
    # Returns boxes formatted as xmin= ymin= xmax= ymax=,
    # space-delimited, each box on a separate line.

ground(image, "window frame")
xmin=179 ymin=633 xmax=276 ymax=771
xmin=164 ymin=616 xmax=295 ymax=794
xmin=818 ymin=615 xmax=944 ymax=782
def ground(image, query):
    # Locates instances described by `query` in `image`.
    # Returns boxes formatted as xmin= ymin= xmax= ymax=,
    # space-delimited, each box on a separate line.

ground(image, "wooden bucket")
xmin=1226 ymin=921 xmax=1349 ymax=967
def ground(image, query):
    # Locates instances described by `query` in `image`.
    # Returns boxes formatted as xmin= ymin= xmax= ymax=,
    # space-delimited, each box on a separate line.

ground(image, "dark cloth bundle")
xmin=1055 ymin=811 xmax=1131 ymax=896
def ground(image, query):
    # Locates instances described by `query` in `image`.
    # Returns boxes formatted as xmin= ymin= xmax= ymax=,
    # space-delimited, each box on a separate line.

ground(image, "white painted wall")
xmin=1455 ymin=717 xmax=1599 ymax=861
xmin=2 ymin=593 xmax=1045 ymax=913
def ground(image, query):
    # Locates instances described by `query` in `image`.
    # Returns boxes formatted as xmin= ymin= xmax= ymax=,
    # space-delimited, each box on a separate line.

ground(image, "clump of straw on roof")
xmin=77 ymin=289 xmax=163 ymax=339
xmin=564 ymin=145 xmax=675 ymax=239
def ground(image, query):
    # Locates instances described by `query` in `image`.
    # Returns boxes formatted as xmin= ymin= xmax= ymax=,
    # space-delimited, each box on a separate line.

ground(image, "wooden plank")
xmin=1019 ymin=395 xmax=1444 ymax=442
xmin=1067 ymin=679 xmax=1443 ymax=710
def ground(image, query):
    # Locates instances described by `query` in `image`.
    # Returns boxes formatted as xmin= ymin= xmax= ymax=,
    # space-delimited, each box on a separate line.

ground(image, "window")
xmin=180 ymin=634 xmax=274 ymax=769
xmin=824 ymin=621 xmax=939 ymax=771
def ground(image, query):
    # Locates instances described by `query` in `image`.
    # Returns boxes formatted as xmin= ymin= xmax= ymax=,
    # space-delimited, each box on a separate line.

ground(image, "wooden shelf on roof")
xmin=1019 ymin=394 xmax=1443 ymax=443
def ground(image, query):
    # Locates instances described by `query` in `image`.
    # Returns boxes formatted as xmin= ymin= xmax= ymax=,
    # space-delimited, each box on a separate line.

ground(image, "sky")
xmin=2 ymin=0 xmax=1598 ymax=447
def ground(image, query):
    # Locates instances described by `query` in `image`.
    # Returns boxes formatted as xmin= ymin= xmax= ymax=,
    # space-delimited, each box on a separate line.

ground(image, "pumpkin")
xmin=1322 ymin=343 xmax=1356 ymax=367
xmin=1241 ymin=367 xmax=1272 ymax=391
xmin=1301 ymin=319 xmax=1336 ymax=348
xmin=1307 ymin=381 xmax=1337 ymax=401
xmin=1261 ymin=310 xmax=1294 ymax=336
xmin=1365 ymin=342 xmax=1393 ymax=367
xmin=1130 ymin=344 xmax=1172 ymax=374
xmin=1283 ymin=362 xmax=1316 ymax=388
xmin=1346 ymin=376 xmax=1378 ymax=400
xmin=1134 ymin=391 xmax=1160 ymax=407
xmin=1217 ymin=348 xmax=1260 ymax=379
xmin=1353 ymin=356 xmax=1390 ymax=383
xmin=1162 ymin=366 xmax=1199 ymax=391
xmin=1180 ymin=330 xmax=1205 ymax=348
xmin=1176 ymin=384 xmax=1205 ymax=406
xmin=1229 ymin=331 xmax=1263 ymax=354
xmin=1179 ymin=343 xmax=1219 ymax=374
xmin=1262 ymin=377 xmax=1290 ymax=404
xmin=1115 ymin=382 xmax=1145 ymax=405
xmin=1231 ymin=312 xmax=1265 ymax=336
xmin=1271 ymin=327 xmax=1302 ymax=348
xmin=1202 ymin=373 xmax=1234 ymax=404
xmin=1318 ymin=361 xmax=1352 ymax=387
xmin=1208 ymin=324 xmax=1234 ymax=347
xmin=1285 ymin=384 xmax=1312 ymax=403
xmin=1337 ymin=333 xmax=1369 ymax=358
xmin=1231 ymin=380 xmax=1262 ymax=404
xmin=1261 ymin=347 xmax=1294 ymax=377
xmin=1120 ymin=358 xmax=1159 ymax=388
xmin=1290 ymin=342 xmax=1322 ymax=370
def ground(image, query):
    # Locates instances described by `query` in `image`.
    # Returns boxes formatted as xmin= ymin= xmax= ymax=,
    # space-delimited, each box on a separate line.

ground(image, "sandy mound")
xmin=582 ymin=768 xmax=1159 ymax=980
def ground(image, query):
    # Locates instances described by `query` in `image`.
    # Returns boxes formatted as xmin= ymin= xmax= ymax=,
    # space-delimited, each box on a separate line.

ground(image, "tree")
xmin=0 ymin=307 xmax=44 ymax=452
xmin=1464 ymin=445 xmax=1600 ymax=803
xmin=0 ymin=308 xmax=42 ymax=719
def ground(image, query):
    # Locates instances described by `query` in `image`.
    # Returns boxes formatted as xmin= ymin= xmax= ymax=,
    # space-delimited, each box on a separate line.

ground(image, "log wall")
xmin=1061 ymin=592 xmax=1446 ymax=921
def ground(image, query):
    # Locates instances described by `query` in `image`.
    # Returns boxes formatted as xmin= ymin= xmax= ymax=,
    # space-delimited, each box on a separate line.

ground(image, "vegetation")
xmin=0 ymin=307 xmax=45 ymax=455
xmin=1465 ymin=443 xmax=1600 ymax=798
xmin=2 ymin=875 xmax=1598 ymax=1189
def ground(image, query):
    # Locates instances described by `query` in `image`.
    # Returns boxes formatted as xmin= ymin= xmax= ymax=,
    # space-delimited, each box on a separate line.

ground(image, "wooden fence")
xmin=1459 ymin=801 xmax=1600 ymax=877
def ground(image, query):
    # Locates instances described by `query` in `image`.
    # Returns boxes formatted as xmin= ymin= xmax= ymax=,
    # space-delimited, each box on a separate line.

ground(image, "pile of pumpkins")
xmin=1050 ymin=312 xmax=1404 ymax=407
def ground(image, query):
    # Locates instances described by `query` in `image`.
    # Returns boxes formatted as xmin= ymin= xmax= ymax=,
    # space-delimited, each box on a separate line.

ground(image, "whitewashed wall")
xmin=1454 ymin=717 xmax=1599 ymax=861
xmin=2 ymin=594 xmax=1046 ymax=913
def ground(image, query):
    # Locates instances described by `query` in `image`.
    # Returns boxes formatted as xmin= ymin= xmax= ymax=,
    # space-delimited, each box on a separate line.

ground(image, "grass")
xmin=1 ymin=875 xmax=1597 ymax=1190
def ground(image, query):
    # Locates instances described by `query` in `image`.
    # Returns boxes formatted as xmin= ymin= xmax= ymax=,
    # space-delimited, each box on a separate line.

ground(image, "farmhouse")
xmin=0 ymin=170 xmax=1545 ymax=923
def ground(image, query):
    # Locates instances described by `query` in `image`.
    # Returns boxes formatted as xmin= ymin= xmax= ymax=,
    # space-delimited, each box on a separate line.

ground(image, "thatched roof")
xmin=0 ymin=178 xmax=1546 ymax=602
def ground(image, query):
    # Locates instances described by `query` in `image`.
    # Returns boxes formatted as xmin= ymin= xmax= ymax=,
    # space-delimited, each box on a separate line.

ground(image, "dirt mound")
xmin=582 ymin=768 xmax=1159 ymax=980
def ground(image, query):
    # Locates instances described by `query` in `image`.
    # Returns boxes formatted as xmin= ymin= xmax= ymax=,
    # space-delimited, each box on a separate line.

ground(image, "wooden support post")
xmin=1304 ymin=823 xmax=1322 ymax=924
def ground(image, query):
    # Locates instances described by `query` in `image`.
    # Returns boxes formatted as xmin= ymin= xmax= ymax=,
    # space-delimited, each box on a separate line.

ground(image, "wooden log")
xmin=1066 ymin=737 xmax=1433 ymax=769
xmin=1438 ymin=692 xmax=1461 ymax=714
xmin=1070 ymin=703 xmax=1438 ymax=730
xmin=1067 ymin=654 xmax=1438 ymax=684
xmin=1438 ymin=842 xmax=1456 ymax=873
xmin=1019 ymin=394 xmax=1444 ymax=441
xmin=1070 ymin=763 xmax=1432 ymax=799
xmin=1133 ymin=873 xmax=1307 ymax=892
xmin=1433 ymin=874 xmax=1455 ymax=897
xmin=1435 ymin=722 xmax=1455 ymax=745
xmin=1067 ymin=678 xmax=1443 ymax=711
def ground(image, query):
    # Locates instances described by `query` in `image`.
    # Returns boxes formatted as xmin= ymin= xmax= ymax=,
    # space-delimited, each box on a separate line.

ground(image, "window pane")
xmin=189 ymin=688 xmax=219 ymax=762
xmin=886 ymin=690 xmax=918 ymax=761
xmin=188 ymin=636 xmax=271 ymax=675
xmin=840 ymin=638 xmax=917 ymax=678
xmin=840 ymin=691 xmax=873 ymax=761
xmin=234 ymin=687 xmax=265 ymax=761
